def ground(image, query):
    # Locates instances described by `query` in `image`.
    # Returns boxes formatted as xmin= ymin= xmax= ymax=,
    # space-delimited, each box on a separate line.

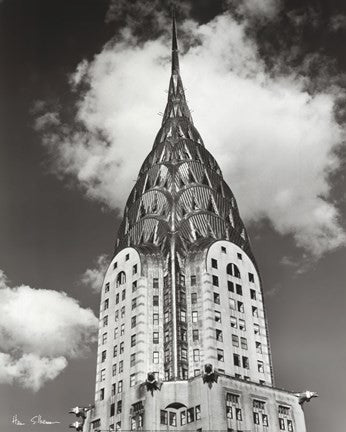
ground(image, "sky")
xmin=1 ymin=0 xmax=346 ymax=431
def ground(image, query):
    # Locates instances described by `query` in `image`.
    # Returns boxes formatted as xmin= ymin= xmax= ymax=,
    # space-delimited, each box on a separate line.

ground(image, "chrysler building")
xmin=72 ymin=12 xmax=310 ymax=432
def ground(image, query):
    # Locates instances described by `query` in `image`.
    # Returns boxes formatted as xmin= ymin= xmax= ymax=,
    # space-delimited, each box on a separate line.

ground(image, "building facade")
xmin=77 ymin=14 xmax=307 ymax=432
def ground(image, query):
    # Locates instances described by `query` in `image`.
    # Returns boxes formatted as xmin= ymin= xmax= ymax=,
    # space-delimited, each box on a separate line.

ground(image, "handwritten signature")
xmin=12 ymin=414 xmax=60 ymax=426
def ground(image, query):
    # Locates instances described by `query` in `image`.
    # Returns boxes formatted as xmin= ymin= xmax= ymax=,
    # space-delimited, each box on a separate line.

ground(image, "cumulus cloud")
xmin=0 ymin=270 xmax=97 ymax=391
xmin=225 ymin=0 xmax=282 ymax=20
xmin=80 ymin=254 xmax=109 ymax=293
xmin=0 ymin=353 xmax=67 ymax=392
xmin=330 ymin=14 xmax=346 ymax=31
xmin=36 ymin=13 xmax=346 ymax=257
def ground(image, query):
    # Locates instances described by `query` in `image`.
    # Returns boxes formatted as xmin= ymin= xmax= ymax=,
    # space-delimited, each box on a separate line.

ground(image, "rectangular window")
xmin=119 ymin=360 xmax=123 ymax=373
xmin=193 ymin=349 xmax=200 ymax=362
xmin=153 ymin=313 xmax=159 ymax=325
xmin=113 ymin=345 xmax=117 ymax=357
xmin=153 ymin=295 xmax=159 ymax=306
xmin=116 ymin=293 xmax=119 ymax=304
xmin=237 ymin=252 xmax=242 ymax=260
xmin=101 ymin=350 xmax=107 ymax=362
xmin=181 ymin=329 xmax=187 ymax=342
xmin=122 ymin=289 xmax=126 ymax=300
xmin=253 ymin=412 xmax=260 ymax=425
xmin=236 ymin=284 xmax=242 ymax=295
xmin=153 ymin=332 xmax=159 ymax=344
xmin=114 ymin=327 xmax=118 ymax=339
xmin=121 ymin=306 xmax=125 ymax=318
xmin=169 ymin=412 xmax=177 ymax=427
xmin=193 ymin=329 xmax=199 ymax=341
xmin=211 ymin=258 xmax=218 ymax=269
xmin=102 ymin=333 xmax=107 ymax=344
xmin=120 ymin=323 xmax=125 ymax=336
xmin=111 ymin=383 xmax=116 ymax=396
xmin=217 ymin=348 xmax=224 ymax=362
xmin=254 ymin=323 xmax=260 ymax=334
xmin=113 ymin=262 xmax=118 ymax=269
xmin=164 ymin=311 xmax=169 ymax=323
xmin=160 ymin=410 xmax=168 ymax=425
xmin=230 ymin=316 xmax=237 ymax=328
xmin=252 ymin=306 xmax=258 ymax=317
xmin=237 ymin=301 xmax=244 ymax=312
xmin=226 ymin=393 xmax=240 ymax=404
xmin=181 ymin=348 xmax=187 ymax=361
xmin=256 ymin=341 xmax=262 ymax=353
xmin=236 ymin=408 xmax=242 ymax=421
xmin=195 ymin=405 xmax=201 ymax=420
xmin=279 ymin=418 xmax=285 ymax=430
xmin=130 ymin=353 xmax=136 ymax=367
xmin=131 ymin=334 xmax=136 ymax=347
xmin=103 ymin=316 xmax=108 ymax=327
xmin=221 ymin=246 xmax=227 ymax=253
xmin=213 ymin=292 xmax=220 ymax=304
xmin=105 ymin=282 xmax=110 ymax=293
xmin=132 ymin=264 xmax=137 ymax=275
xmin=131 ymin=316 xmax=136 ymax=328
xmin=187 ymin=407 xmax=195 ymax=423
xmin=249 ymin=272 xmax=255 ymax=282
xmin=233 ymin=353 xmax=240 ymax=367
xmin=120 ymin=342 xmax=124 ymax=354
xmin=116 ymin=421 xmax=121 ymax=431
xmin=191 ymin=292 xmax=197 ymax=304
xmin=258 ymin=360 xmax=264 ymax=373
xmin=242 ymin=356 xmax=249 ymax=369
xmin=215 ymin=311 xmax=221 ymax=322
xmin=239 ymin=319 xmax=246 ymax=331
xmin=130 ymin=373 xmax=136 ymax=387
xmin=125 ymin=253 xmax=129 ymax=261
xmin=262 ymin=414 xmax=268 ymax=426
xmin=192 ymin=311 xmax=198 ymax=323
xmin=241 ymin=337 xmax=248 ymax=350
xmin=180 ymin=410 xmax=186 ymax=426
xmin=104 ymin=299 xmax=109 ymax=310
xmin=132 ymin=280 xmax=137 ymax=292
xmin=287 ymin=420 xmax=293 ymax=431
xmin=153 ymin=277 xmax=159 ymax=288
xmin=228 ymin=281 xmax=234 ymax=292
xmin=100 ymin=388 xmax=105 ymax=401
xmin=118 ymin=380 xmax=123 ymax=393
xmin=232 ymin=334 xmax=239 ymax=347
xmin=190 ymin=275 xmax=197 ymax=286
xmin=216 ymin=329 xmax=223 ymax=341
xmin=153 ymin=351 xmax=159 ymax=364
xmin=229 ymin=298 xmax=236 ymax=310
xmin=132 ymin=298 xmax=137 ymax=309
xmin=112 ymin=363 xmax=117 ymax=376
xmin=212 ymin=275 xmax=219 ymax=286
xmin=250 ymin=289 xmax=256 ymax=300
xmin=100 ymin=369 xmax=106 ymax=381
xmin=114 ymin=310 xmax=119 ymax=322
xmin=117 ymin=400 xmax=122 ymax=414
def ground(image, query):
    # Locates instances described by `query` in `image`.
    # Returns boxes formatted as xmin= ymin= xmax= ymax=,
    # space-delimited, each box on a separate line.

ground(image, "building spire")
xmin=172 ymin=6 xmax=180 ymax=74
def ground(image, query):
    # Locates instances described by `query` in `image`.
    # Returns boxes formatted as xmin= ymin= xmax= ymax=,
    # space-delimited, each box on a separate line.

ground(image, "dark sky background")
xmin=1 ymin=1 xmax=346 ymax=432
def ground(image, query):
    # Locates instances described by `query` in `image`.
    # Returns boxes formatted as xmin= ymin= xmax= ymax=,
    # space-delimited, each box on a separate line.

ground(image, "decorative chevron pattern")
xmin=114 ymin=56 xmax=255 ymax=265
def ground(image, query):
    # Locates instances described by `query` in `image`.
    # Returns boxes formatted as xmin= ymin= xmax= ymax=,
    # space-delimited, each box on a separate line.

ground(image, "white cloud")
xmin=0 ymin=270 xmax=98 ymax=391
xmin=225 ymin=0 xmax=282 ymax=20
xmin=80 ymin=254 xmax=109 ymax=293
xmin=36 ymin=13 xmax=346 ymax=257
xmin=0 ymin=353 xmax=67 ymax=392
xmin=330 ymin=14 xmax=346 ymax=31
